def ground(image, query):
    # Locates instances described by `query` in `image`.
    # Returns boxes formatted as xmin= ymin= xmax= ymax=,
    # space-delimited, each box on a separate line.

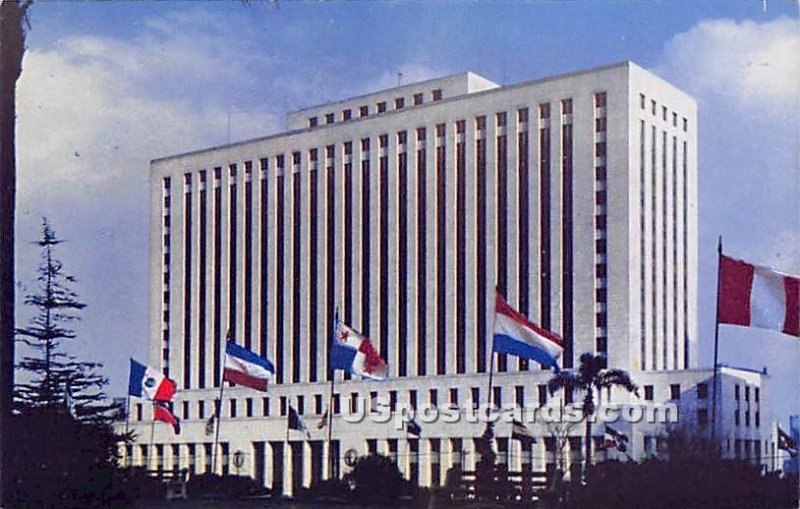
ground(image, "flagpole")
xmin=124 ymin=393 xmax=132 ymax=468
xmin=149 ymin=411 xmax=156 ymax=471
xmin=212 ymin=339 xmax=228 ymax=475
xmin=711 ymin=236 xmax=722 ymax=447
xmin=327 ymin=309 xmax=338 ymax=480
xmin=486 ymin=289 xmax=500 ymax=411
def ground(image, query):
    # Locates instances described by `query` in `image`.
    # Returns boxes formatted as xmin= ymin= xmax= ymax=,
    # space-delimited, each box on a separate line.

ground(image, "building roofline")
xmin=152 ymin=60 xmax=683 ymax=165
xmin=287 ymin=70 xmax=489 ymax=116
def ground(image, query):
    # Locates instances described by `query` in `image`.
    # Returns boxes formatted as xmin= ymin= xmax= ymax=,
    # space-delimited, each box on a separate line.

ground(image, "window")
xmin=181 ymin=401 xmax=189 ymax=419
xmin=246 ymin=398 xmax=253 ymax=417
xmin=394 ymin=97 xmax=405 ymax=109
xmin=314 ymin=394 xmax=322 ymax=415
xmin=735 ymin=410 xmax=740 ymax=426
xmin=698 ymin=408 xmax=709 ymax=425
xmin=672 ymin=112 xmax=678 ymax=127
xmin=662 ymin=106 xmax=667 ymax=121
xmin=198 ymin=401 xmax=205 ymax=419
xmin=431 ymin=89 xmax=443 ymax=101
xmin=670 ymin=384 xmax=681 ymax=400
xmin=561 ymin=98 xmax=572 ymax=115
xmin=324 ymin=113 xmax=334 ymax=124
xmin=734 ymin=384 xmax=740 ymax=400
xmin=377 ymin=101 xmax=387 ymax=113
xmin=697 ymin=383 xmax=708 ymax=399
xmin=280 ymin=396 xmax=287 ymax=416
xmin=389 ymin=391 xmax=397 ymax=411
xmin=639 ymin=94 xmax=646 ymax=109
xmin=538 ymin=385 xmax=548 ymax=406
xmin=342 ymin=109 xmax=352 ymax=121
xmin=297 ymin=395 xmax=304 ymax=414
xmin=409 ymin=390 xmax=417 ymax=410
xmin=745 ymin=386 xmax=750 ymax=402
xmin=471 ymin=387 xmax=480 ymax=409
xmin=644 ymin=385 xmax=654 ymax=401
xmin=755 ymin=411 xmax=760 ymax=427
xmin=413 ymin=93 xmax=423 ymax=105
xmin=492 ymin=386 xmax=502 ymax=407
xmin=262 ymin=397 xmax=270 ymax=416
xmin=683 ymin=118 xmax=688 ymax=132
xmin=651 ymin=99 xmax=657 ymax=115
xmin=496 ymin=111 xmax=507 ymax=127
xmin=349 ymin=393 xmax=358 ymax=414
xmin=332 ymin=394 xmax=340 ymax=414
xmin=429 ymin=389 xmax=438 ymax=406
xmin=361 ymin=138 xmax=370 ymax=152
xmin=755 ymin=388 xmax=760 ymax=402
xmin=229 ymin=399 xmax=237 ymax=418
xmin=449 ymin=388 xmax=458 ymax=405
xmin=359 ymin=105 xmax=369 ymax=118
xmin=595 ymin=117 xmax=607 ymax=132
xmin=515 ymin=386 xmax=524 ymax=407
xmin=595 ymin=92 xmax=607 ymax=108
xmin=379 ymin=134 xmax=388 ymax=148
xmin=308 ymin=117 xmax=318 ymax=128
xmin=518 ymin=107 xmax=529 ymax=123
xmin=596 ymin=336 xmax=607 ymax=352
xmin=539 ymin=103 xmax=550 ymax=119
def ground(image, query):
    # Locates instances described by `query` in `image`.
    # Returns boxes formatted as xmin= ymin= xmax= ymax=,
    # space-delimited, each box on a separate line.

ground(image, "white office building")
xmin=123 ymin=61 xmax=773 ymax=495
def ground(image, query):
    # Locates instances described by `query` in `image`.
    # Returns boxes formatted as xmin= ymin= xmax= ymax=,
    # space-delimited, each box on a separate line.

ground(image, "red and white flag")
xmin=718 ymin=254 xmax=799 ymax=337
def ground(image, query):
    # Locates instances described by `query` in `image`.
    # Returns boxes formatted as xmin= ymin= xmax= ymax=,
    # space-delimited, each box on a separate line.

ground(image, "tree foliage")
xmin=15 ymin=218 xmax=114 ymax=421
xmin=346 ymin=454 xmax=409 ymax=502
xmin=548 ymin=352 xmax=638 ymax=479
xmin=8 ymin=219 xmax=127 ymax=507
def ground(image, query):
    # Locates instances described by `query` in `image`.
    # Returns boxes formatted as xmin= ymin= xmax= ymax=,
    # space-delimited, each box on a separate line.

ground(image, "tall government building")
xmin=125 ymin=61 xmax=775 ymax=495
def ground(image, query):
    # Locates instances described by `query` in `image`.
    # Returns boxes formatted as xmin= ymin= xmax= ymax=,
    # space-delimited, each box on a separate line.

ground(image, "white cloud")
xmin=655 ymin=17 xmax=800 ymax=110
xmin=14 ymin=13 xmax=282 ymax=394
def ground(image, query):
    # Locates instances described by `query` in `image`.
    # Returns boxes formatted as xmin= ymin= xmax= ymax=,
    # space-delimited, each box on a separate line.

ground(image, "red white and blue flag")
xmin=492 ymin=292 xmax=564 ymax=371
xmin=223 ymin=341 xmax=275 ymax=392
xmin=128 ymin=358 xmax=176 ymax=402
xmin=153 ymin=401 xmax=180 ymax=435
xmin=330 ymin=320 xmax=388 ymax=380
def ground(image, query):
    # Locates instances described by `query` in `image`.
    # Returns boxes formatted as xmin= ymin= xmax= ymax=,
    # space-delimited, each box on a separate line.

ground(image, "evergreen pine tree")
xmin=15 ymin=218 xmax=114 ymax=421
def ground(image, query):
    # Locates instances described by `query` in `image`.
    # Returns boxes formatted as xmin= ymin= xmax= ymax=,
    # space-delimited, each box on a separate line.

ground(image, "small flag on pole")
xmin=778 ymin=426 xmax=798 ymax=457
xmin=316 ymin=408 xmax=329 ymax=430
xmin=511 ymin=419 xmax=536 ymax=443
xmin=128 ymin=359 xmax=176 ymax=402
xmin=406 ymin=419 xmax=422 ymax=437
xmin=288 ymin=406 xmax=310 ymax=439
xmin=154 ymin=401 xmax=181 ymax=435
xmin=604 ymin=425 xmax=629 ymax=452
xmin=330 ymin=321 xmax=388 ymax=380
xmin=492 ymin=292 xmax=564 ymax=371
xmin=718 ymin=254 xmax=800 ymax=337
xmin=223 ymin=341 xmax=276 ymax=392
xmin=204 ymin=414 xmax=216 ymax=436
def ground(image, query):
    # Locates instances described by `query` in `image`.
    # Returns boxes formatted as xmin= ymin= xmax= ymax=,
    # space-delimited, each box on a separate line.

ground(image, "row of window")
xmin=169 ymin=94 xmax=632 ymax=387
xmin=133 ymin=384 xmax=560 ymax=423
xmin=639 ymin=92 xmax=689 ymax=132
xmin=308 ymin=88 xmax=444 ymax=128
xmin=593 ymin=92 xmax=608 ymax=359
xmin=162 ymin=177 xmax=172 ymax=378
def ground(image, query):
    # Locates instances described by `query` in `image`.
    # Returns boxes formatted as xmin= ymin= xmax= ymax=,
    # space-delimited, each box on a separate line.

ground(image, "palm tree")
xmin=547 ymin=352 xmax=638 ymax=481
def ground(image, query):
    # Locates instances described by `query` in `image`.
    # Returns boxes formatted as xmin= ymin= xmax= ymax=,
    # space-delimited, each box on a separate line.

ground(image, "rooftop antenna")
xmin=397 ymin=72 xmax=403 ymax=87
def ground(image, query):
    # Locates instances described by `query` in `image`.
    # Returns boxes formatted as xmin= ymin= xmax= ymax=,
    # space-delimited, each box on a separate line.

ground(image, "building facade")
xmin=123 ymin=62 xmax=770 ymax=495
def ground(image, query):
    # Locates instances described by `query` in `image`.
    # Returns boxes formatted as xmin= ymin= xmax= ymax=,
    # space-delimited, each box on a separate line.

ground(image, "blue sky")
xmin=14 ymin=2 xmax=799 ymax=425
